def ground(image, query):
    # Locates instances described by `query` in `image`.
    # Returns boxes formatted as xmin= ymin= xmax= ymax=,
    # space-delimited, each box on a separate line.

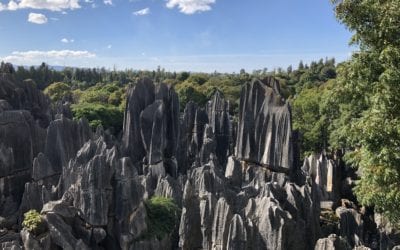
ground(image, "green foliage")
xmin=175 ymin=81 xmax=208 ymax=110
xmin=44 ymin=82 xmax=72 ymax=102
xmin=144 ymin=196 xmax=181 ymax=240
xmin=22 ymin=210 xmax=43 ymax=235
xmin=292 ymin=86 xmax=327 ymax=158
xmin=330 ymin=0 xmax=400 ymax=224
xmin=71 ymin=103 xmax=123 ymax=133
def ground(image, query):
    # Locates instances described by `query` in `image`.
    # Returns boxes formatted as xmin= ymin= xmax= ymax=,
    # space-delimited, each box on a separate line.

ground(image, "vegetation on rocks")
xmin=144 ymin=196 xmax=181 ymax=240
xmin=22 ymin=210 xmax=44 ymax=235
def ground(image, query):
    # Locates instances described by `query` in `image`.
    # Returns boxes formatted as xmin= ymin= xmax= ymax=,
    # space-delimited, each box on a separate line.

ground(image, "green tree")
xmin=331 ymin=0 xmax=400 ymax=223
xmin=44 ymin=82 xmax=72 ymax=102
xmin=71 ymin=103 xmax=123 ymax=133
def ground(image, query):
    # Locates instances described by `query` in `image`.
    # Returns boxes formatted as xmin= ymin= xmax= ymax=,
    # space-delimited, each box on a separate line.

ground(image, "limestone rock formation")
xmin=122 ymin=78 xmax=155 ymax=163
xmin=314 ymin=234 xmax=352 ymax=250
xmin=206 ymin=90 xmax=231 ymax=166
xmin=0 ymin=74 xmax=384 ymax=250
xmin=302 ymin=154 xmax=340 ymax=207
xmin=235 ymin=78 xmax=294 ymax=173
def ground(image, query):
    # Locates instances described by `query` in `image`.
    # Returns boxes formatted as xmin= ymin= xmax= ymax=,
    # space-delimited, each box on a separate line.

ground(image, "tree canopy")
xmin=330 ymin=0 xmax=400 ymax=224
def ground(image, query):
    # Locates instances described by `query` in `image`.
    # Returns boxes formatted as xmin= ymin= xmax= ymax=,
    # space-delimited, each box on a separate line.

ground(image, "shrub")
xmin=144 ymin=196 xmax=181 ymax=240
xmin=22 ymin=210 xmax=43 ymax=235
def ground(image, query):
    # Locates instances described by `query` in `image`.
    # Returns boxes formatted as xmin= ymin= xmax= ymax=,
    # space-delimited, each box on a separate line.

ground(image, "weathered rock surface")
xmin=122 ymin=78 xmax=155 ymax=163
xmin=45 ymin=116 xmax=91 ymax=174
xmin=302 ymin=154 xmax=340 ymax=205
xmin=1 ymin=75 xmax=381 ymax=250
xmin=0 ymin=72 xmax=51 ymax=127
xmin=314 ymin=234 xmax=351 ymax=250
xmin=235 ymin=78 xmax=294 ymax=173
xmin=0 ymin=110 xmax=46 ymax=217
xmin=206 ymin=91 xmax=231 ymax=166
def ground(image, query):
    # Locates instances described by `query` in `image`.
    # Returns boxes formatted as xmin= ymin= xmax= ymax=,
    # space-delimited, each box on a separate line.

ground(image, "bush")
xmin=22 ymin=210 xmax=44 ymax=235
xmin=144 ymin=196 xmax=181 ymax=240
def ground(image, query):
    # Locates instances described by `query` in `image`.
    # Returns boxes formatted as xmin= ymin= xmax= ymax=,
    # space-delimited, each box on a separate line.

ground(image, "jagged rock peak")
xmin=235 ymin=77 xmax=294 ymax=174
xmin=44 ymin=116 xmax=92 ymax=173
xmin=122 ymin=78 xmax=180 ymax=165
xmin=206 ymin=90 xmax=231 ymax=166
xmin=0 ymin=73 xmax=51 ymax=127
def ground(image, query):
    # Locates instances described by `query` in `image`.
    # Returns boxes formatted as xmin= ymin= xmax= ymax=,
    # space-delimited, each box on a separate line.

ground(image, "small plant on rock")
xmin=22 ymin=210 xmax=44 ymax=235
xmin=144 ymin=196 xmax=181 ymax=240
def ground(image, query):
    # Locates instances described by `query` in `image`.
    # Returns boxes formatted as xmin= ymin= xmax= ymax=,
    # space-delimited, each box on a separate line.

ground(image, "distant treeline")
xmin=0 ymin=58 xmax=338 ymax=157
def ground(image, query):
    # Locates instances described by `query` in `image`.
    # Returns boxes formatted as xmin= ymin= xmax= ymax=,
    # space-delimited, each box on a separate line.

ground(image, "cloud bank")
xmin=0 ymin=0 xmax=80 ymax=12
xmin=1 ymin=50 xmax=96 ymax=65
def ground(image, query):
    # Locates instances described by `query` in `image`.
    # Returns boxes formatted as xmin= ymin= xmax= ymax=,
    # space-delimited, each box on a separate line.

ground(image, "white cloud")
xmin=28 ymin=13 xmax=48 ymax=24
xmin=0 ymin=0 xmax=80 ymax=12
xmin=133 ymin=7 xmax=149 ymax=16
xmin=1 ymin=50 xmax=96 ymax=64
xmin=166 ymin=0 xmax=215 ymax=14
xmin=103 ymin=0 xmax=112 ymax=5
xmin=7 ymin=1 xmax=19 ymax=11
xmin=61 ymin=38 xmax=74 ymax=43
xmin=107 ymin=44 xmax=112 ymax=49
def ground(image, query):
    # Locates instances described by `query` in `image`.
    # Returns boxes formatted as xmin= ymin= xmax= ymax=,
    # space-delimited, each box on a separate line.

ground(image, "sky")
xmin=0 ymin=0 xmax=353 ymax=72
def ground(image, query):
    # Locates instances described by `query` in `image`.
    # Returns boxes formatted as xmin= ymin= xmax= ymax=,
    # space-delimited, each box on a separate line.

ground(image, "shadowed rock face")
xmin=123 ymin=79 xmax=180 ymax=167
xmin=0 ymin=74 xmax=50 ymax=127
xmin=122 ymin=78 xmax=156 ymax=163
xmin=0 ymin=110 xmax=46 ymax=217
xmin=206 ymin=91 xmax=231 ymax=167
xmin=140 ymin=100 xmax=166 ymax=165
xmin=235 ymin=78 xmax=294 ymax=173
xmin=45 ymin=116 xmax=92 ymax=174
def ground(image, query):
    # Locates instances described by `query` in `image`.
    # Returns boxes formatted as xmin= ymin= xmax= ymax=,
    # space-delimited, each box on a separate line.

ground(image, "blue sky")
xmin=0 ymin=0 xmax=353 ymax=72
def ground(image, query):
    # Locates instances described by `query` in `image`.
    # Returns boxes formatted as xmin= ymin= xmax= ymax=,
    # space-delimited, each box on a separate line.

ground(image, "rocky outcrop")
xmin=45 ymin=116 xmax=91 ymax=175
xmin=302 ymin=154 xmax=340 ymax=207
xmin=314 ymin=234 xmax=352 ymax=250
xmin=0 ymin=110 xmax=46 ymax=218
xmin=177 ymin=101 xmax=209 ymax=173
xmin=1 ymin=74 xmax=381 ymax=250
xmin=122 ymin=78 xmax=155 ymax=163
xmin=140 ymin=100 xmax=167 ymax=165
xmin=0 ymin=73 xmax=50 ymax=127
xmin=235 ymin=78 xmax=294 ymax=174
xmin=206 ymin=91 xmax=231 ymax=166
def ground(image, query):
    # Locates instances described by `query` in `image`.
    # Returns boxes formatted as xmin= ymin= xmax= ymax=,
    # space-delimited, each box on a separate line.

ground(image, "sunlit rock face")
xmin=235 ymin=78 xmax=294 ymax=174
